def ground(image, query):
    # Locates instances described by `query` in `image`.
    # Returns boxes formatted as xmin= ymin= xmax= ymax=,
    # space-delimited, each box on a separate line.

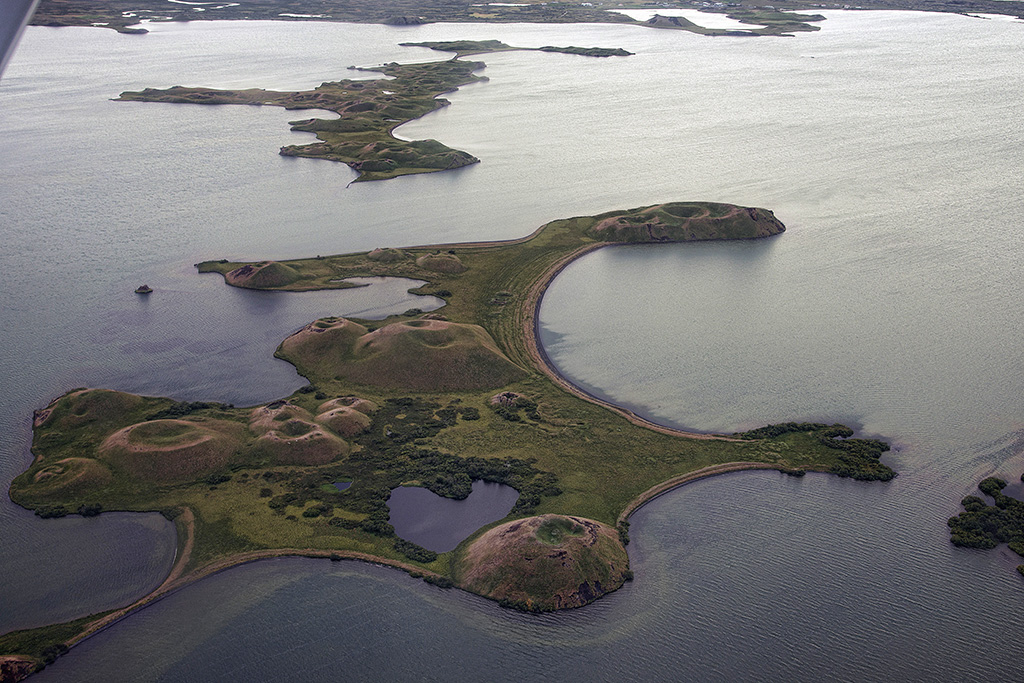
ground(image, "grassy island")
xmin=116 ymin=42 xmax=630 ymax=182
xmin=117 ymin=59 xmax=487 ymax=182
xmin=5 ymin=201 xmax=895 ymax=675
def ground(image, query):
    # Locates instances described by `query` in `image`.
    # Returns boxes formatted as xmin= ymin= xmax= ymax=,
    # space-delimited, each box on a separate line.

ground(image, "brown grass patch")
xmin=48 ymin=389 xmax=145 ymax=430
xmin=415 ymin=253 xmax=467 ymax=273
xmin=367 ymin=247 xmax=408 ymax=262
xmin=225 ymin=261 xmax=300 ymax=288
xmin=587 ymin=202 xmax=784 ymax=242
xmin=277 ymin=318 xmax=368 ymax=372
xmin=317 ymin=396 xmax=378 ymax=415
xmin=280 ymin=318 xmax=526 ymax=391
xmin=315 ymin=406 xmax=372 ymax=437
xmin=31 ymin=457 xmax=113 ymax=494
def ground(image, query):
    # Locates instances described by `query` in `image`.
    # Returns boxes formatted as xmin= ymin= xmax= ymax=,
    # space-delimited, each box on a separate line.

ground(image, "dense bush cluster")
xmin=948 ymin=476 xmax=1024 ymax=556
xmin=491 ymin=396 xmax=540 ymax=422
xmin=34 ymin=505 xmax=67 ymax=519
xmin=146 ymin=401 xmax=231 ymax=420
xmin=617 ymin=520 xmax=630 ymax=546
xmin=77 ymin=503 xmax=102 ymax=517
xmin=394 ymin=538 xmax=438 ymax=563
xmin=735 ymin=422 xmax=894 ymax=481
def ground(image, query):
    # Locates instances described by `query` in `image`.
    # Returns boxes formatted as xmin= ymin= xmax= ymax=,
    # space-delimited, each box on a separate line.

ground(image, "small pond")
xmin=387 ymin=480 xmax=519 ymax=552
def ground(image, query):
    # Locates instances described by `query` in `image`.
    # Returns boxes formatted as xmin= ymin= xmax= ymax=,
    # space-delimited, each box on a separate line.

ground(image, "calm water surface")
xmin=388 ymin=480 xmax=519 ymax=552
xmin=3 ymin=11 xmax=1023 ymax=680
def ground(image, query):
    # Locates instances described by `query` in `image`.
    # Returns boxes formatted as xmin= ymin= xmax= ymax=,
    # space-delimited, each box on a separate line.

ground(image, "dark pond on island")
xmin=387 ymin=480 xmax=519 ymax=552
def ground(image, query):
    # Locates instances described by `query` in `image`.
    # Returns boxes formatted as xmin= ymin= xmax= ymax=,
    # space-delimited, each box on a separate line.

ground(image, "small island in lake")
xmin=3 ymin=200 xmax=895 ymax=675
xmin=401 ymin=40 xmax=633 ymax=57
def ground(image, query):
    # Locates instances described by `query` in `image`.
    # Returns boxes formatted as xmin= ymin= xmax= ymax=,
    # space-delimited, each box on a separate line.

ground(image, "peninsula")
xmin=116 ymin=41 xmax=630 ymax=182
xmin=3 ymin=201 xmax=895 ymax=676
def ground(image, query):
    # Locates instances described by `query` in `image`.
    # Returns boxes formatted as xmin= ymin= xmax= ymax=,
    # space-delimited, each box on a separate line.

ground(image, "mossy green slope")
xmin=278 ymin=317 xmax=527 ymax=391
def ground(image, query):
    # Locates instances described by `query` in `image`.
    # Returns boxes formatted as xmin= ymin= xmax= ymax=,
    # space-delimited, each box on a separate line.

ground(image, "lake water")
xmin=2 ymin=11 xmax=1023 ymax=680
xmin=388 ymin=480 xmax=520 ymax=552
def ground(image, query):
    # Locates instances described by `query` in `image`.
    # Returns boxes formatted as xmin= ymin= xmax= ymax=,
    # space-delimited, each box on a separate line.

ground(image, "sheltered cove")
xmin=4 ymin=201 xmax=896 ymax=675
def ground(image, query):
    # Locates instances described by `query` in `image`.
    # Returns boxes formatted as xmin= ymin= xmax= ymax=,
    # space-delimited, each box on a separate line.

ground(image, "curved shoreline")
xmin=64 ymin=507 xmax=445 ymax=653
xmin=30 ymin=238 xmax=771 ymax=670
xmin=59 ymin=461 xmax=798 ymax=658
xmin=520 ymin=241 xmax=743 ymax=442
xmin=616 ymin=462 xmax=788 ymax=526
xmin=398 ymin=218 xmax=758 ymax=441
xmin=37 ymin=459 xmax=805 ymax=670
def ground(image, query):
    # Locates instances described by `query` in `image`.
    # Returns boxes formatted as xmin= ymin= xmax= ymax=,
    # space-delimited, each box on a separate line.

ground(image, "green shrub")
xmin=394 ymin=538 xmax=438 ymax=563
xmin=423 ymin=575 xmax=453 ymax=589
xmin=35 ymin=505 xmax=68 ymax=519
xmin=77 ymin=503 xmax=102 ymax=517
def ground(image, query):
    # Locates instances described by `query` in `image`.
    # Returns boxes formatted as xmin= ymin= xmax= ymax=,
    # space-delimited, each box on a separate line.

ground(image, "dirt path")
xmin=158 ymin=508 xmax=194 ymax=589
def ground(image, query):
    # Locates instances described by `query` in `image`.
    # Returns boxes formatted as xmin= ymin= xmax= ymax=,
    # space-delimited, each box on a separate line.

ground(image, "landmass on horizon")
xmin=27 ymin=0 xmax=1023 ymax=37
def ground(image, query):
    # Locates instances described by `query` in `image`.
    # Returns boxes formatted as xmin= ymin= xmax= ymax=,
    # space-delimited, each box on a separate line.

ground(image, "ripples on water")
xmin=3 ymin=11 xmax=1024 ymax=680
